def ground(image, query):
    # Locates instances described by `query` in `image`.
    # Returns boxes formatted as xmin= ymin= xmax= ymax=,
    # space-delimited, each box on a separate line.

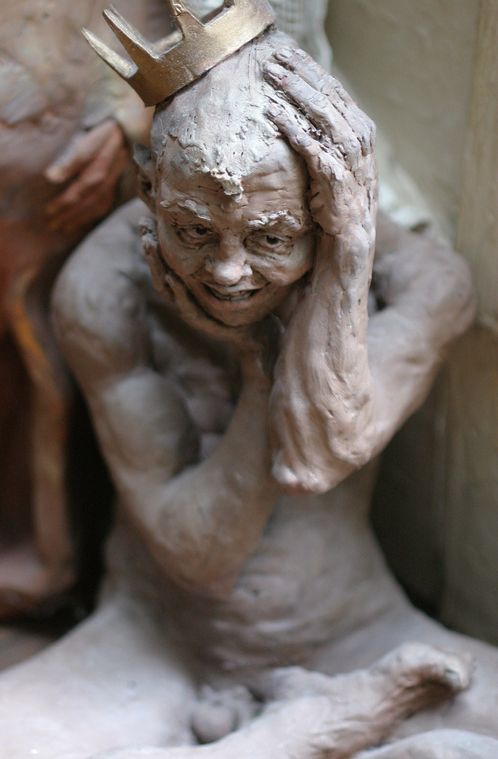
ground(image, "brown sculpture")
xmin=1 ymin=3 xmax=497 ymax=757
xmin=0 ymin=0 xmax=171 ymax=622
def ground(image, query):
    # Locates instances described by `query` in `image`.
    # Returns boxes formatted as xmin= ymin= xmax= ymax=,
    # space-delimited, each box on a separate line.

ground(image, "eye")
xmin=176 ymin=224 xmax=216 ymax=246
xmin=246 ymin=231 xmax=293 ymax=255
xmin=265 ymin=235 xmax=283 ymax=246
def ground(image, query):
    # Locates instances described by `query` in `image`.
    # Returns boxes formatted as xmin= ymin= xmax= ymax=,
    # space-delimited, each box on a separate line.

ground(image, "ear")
xmin=133 ymin=144 xmax=156 ymax=210
xmin=139 ymin=215 xmax=169 ymax=295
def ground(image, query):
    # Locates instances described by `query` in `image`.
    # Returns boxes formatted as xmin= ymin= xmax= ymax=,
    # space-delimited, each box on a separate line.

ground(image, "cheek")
xmin=254 ymin=234 xmax=315 ymax=286
xmin=158 ymin=224 xmax=206 ymax=276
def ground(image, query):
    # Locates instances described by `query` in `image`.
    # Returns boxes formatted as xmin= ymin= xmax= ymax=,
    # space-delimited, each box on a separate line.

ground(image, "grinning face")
xmin=155 ymin=137 xmax=315 ymax=327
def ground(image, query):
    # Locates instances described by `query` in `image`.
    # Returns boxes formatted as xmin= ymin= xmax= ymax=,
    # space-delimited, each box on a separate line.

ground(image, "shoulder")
xmin=52 ymin=199 xmax=153 ymax=376
xmin=53 ymin=199 xmax=147 ymax=336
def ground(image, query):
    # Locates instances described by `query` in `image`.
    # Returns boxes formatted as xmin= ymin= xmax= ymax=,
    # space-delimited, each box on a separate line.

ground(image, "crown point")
xmin=163 ymin=1 xmax=204 ymax=36
xmin=82 ymin=27 xmax=135 ymax=79
xmin=84 ymin=0 xmax=276 ymax=106
xmin=103 ymin=6 xmax=157 ymax=69
xmin=166 ymin=1 xmax=188 ymax=16
xmin=176 ymin=12 xmax=204 ymax=37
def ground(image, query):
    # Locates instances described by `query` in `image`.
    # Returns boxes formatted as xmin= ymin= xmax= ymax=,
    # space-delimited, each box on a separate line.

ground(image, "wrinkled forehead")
xmin=157 ymin=135 xmax=310 ymax=215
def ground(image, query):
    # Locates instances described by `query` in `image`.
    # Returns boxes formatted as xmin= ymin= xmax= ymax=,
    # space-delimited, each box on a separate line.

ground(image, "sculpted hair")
xmin=150 ymin=30 xmax=284 ymax=198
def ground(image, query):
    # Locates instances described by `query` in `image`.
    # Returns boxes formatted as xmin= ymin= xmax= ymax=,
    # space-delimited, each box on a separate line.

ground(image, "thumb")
xmin=45 ymin=121 xmax=116 ymax=184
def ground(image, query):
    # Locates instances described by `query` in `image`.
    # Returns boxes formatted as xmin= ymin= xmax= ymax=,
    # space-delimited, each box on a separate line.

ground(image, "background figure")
xmin=0 ymin=0 xmax=172 ymax=646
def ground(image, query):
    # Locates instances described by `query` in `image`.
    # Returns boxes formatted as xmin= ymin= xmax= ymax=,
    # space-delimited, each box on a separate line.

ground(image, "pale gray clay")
xmin=2 ymin=23 xmax=497 ymax=759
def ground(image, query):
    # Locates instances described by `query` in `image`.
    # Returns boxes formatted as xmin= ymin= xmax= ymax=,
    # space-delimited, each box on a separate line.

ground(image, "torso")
xmin=109 ymin=240 xmax=400 ymax=676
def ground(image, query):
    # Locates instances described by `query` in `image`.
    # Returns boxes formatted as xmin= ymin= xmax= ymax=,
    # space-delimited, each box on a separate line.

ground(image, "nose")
xmin=205 ymin=238 xmax=252 ymax=286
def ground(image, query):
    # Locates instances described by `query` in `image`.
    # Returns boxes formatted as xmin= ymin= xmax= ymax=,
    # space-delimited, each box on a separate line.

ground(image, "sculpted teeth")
xmin=205 ymin=285 xmax=260 ymax=302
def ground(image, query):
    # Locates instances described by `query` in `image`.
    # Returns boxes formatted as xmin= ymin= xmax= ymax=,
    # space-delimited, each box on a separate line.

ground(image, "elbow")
xmin=447 ymin=256 xmax=476 ymax=336
xmin=425 ymin=247 xmax=476 ymax=340
xmin=150 ymin=524 xmax=238 ymax=600
xmin=169 ymin=562 xmax=237 ymax=600
xmin=271 ymin=394 xmax=377 ymax=496
xmin=271 ymin=437 xmax=373 ymax=497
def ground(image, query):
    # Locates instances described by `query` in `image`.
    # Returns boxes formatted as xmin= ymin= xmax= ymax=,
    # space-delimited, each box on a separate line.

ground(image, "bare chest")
xmin=148 ymin=302 xmax=236 ymax=457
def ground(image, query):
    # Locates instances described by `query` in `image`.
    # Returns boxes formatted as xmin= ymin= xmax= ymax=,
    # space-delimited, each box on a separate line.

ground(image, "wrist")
xmin=239 ymin=347 xmax=273 ymax=386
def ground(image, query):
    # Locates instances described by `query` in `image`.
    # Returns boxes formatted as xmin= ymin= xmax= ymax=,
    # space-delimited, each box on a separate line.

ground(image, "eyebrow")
xmin=246 ymin=211 xmax=308 ymax=232
xmin=160 ymin=199 xmax=213 ymax=223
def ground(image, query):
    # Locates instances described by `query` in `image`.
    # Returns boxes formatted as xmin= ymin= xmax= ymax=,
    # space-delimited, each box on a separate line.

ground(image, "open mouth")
xmin=203 ymin=284 xmax=266 ymax=303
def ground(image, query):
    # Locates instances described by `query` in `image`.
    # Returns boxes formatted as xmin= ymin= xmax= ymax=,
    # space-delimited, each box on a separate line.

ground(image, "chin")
xmin=214 ymin=310 xmax=267 ymax=327
xmin=202 ymin=299 xmax=273 ymax=327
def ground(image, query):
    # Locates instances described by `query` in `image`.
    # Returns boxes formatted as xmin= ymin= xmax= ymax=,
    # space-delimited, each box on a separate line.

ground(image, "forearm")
xmin=321 ymin=222 xmax=474 ymax=459
xmin=273 ymin=220 xmax=473 ymax=494
xmin=84 ymin=359 xmax=275 ymax=596
xmin=320 ymin=220 xmax=473 ymax=452
xmin=139 ymin=362 xmax=278 ymax=596
xmin=312 ymin=230 xmax=374 ymax=456
xmin=271 ymin=225 xmax=376 ymax=493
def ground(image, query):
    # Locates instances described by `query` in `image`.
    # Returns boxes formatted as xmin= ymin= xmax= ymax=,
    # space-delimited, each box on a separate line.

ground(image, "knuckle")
xmin=84 ymin=170 xmax=105 ymax=188
xmin=310 ymin=91 xmax=330 ymax=114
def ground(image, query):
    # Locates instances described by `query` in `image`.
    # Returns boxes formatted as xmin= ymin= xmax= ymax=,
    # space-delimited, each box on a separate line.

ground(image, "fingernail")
xmin=296 ymin=133 xmax=312 ymax=147
xmin=274 ymin=48 xmax=293 ymax=63
xmin=45 ymin=169 xmax=65 ymax=184
xmin=263 ymin=62 xmax=284 ymax=80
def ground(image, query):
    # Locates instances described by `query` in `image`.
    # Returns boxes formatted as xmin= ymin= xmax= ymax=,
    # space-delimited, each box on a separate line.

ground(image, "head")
xmin=137 ymin=30 xmax=315 ymax=327
xmin=135 ymin=28 xmax=376 ymax=494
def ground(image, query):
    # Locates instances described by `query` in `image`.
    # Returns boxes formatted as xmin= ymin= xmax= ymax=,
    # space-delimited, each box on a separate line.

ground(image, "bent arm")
xmin=263 ymin=47 xmax=474 ymax=494
xmin=90 ymin=356 xmax=277 ymax=597
xmin=53 ymin=207 xmax=277 ymax=597
xmin=272 ymin=215 xmax=474 ymax=494
xmin=366 ymin=213 xmax=475 ymax=447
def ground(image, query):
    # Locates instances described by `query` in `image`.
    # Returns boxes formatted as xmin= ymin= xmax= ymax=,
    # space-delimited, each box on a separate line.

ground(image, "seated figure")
xmin=1 ymin=3 xmax=497 ymax=757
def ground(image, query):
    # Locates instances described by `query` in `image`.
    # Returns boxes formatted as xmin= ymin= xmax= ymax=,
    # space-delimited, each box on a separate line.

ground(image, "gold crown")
xmin=83 ymin=0 xmax=276 ymax=107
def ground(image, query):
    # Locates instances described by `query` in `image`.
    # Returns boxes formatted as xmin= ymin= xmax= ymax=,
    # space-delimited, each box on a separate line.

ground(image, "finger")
xmin=47 ymin=137 xmax=127 ymax=216
xmin=49 ymin=189 xmax=115 ymax=236
xmin=165 ymin=270 xmax=252 ymax=344
xmin=268 ymin=98 xmax=376 ymax=238
xmin=47 ymin=144 xmax=127 ymax=221
xmin=264 ymin=62 xmax=361 ymax=163
xmin=165 ymin=270 xmax=210 ymax=328
xmin=89 ymin=126 xmax=128 ymax=178
xmin=275 ymin=46 xmax=356 ymax=112
xmin=272 ymin=47 xmax=375 ymax=154
xmin=266 ymin=97 xmax=346 ymax=183
xmin=48 ymin=169 xmax=120 ymax=233
xmin=266 ymin=99 xmax=349 ymax=235
xmin=45 ymin=120 xmax=117 ymax=183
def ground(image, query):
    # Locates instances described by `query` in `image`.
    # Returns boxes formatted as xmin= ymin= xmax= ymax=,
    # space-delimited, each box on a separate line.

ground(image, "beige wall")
xmin=327 ymin=0 xmax=498 ymax=645
xmin=327 ymin=0 xmax=479 ymax=241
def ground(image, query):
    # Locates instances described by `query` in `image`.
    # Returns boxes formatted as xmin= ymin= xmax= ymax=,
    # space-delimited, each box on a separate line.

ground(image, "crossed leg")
xmin=0 ymin=590 xmax=196 ymax=759
xmin=307 ymin=599 xmax=498 ymax=740
xmin=1 ymin=585 xmax=495 ymax=759
xmin=354 ymin=730 xmax=498 ymax=759
xmin=80 ymin=641 xmax=475 ymax=759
